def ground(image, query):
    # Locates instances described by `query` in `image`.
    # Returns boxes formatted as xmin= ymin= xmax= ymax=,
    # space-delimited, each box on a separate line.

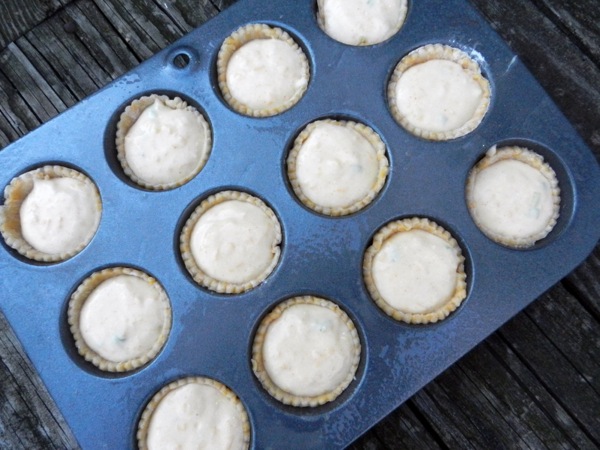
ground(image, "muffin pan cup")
xmin=0 ymin=0 xmax=599 ymax=449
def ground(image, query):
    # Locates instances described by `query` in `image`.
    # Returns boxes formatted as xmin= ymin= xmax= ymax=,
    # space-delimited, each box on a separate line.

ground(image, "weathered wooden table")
xmin=0 ymin=1 xmax=598 ymax=448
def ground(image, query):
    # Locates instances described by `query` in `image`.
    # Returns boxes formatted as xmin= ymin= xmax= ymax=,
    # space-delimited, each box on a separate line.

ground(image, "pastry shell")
xmin=466 ymin=146 xmax=561 ymax=248
xmin=180 ymin=190 xmax=282 ymax=294
xmin=287 ymin=119 xmax=389 ymax=216
xmin=115 ymin=94 xmax=211 ymax=190
xmin=0 ymin=165 xmax=101 ymax=262
xmin=363 ymin=217 xmax=467 ymax=324
xmin=217 ymin=23 xmax=310 ymax=117
xmin=316 ymin=0 xmax=408 ymax=46
xmin=68 ymin=266 xmax=172 ymax=372
xmin=137 ymin=376 xmax=251 ymax=450
xmin=251 ymin=295 xmax=361 ymax=407
xmin=388 ymin=44 xmax=491 ymax=141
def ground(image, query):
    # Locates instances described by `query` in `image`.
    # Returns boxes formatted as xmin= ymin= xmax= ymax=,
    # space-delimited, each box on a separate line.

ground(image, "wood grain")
xmin=0 ymin=0 xmax=69 ymax=50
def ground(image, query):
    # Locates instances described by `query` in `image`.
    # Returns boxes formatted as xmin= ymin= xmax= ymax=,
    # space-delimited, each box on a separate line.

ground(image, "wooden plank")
xmin=92 ymin=0 xmax=181 ymax=58
xmin=209 ymin=0 xmax=237 ymax=11
xmin=0 ymin=0 xmax=70 ymax=50
xmin=535 ymin=0 xmax=600 ymax=66
xmin=487 ymin=332 xmax=596 ymax=449
xmin=373 ymin=315 xmax=600 ymax=449
xmin=470 ymin=0 xmax=600 ymax=157
xmin=14 ymin=38 xmax=78 ymax=110
xmin=92 ymin=0 xmax=160 ymax=61
xmin=367 ymin=401 xmax=443 ymax=449
xmin=0 ymin=43 xmax=63 ymax=124
xmin=423 ymin=367 xmax=534 ymax=449
xmin=457 ymin=343 xmax=565 ymax=448
xmin=526 ymin=283 xmax=600 ymax=393
xmin=0 ymin=0 xmax=220 ymax=150
xmin=0 ymin=78 xmax=27 ymax=146
xmin=0 ymin=120 xmax=12 ymax=148
xmin=150 ymin=0 xmax=219 ymax=34
xmin=64 ymin=1 xmax=139 ymax=79
xmin=0 ymin=314 xmax=78 ymax=449
xmin=565 ymin=246 xmax=600 ymax=318
xmin=406 ymin=307 xmax=600 ymax=449
xmin=0 ymin=70 xmax=41 ymax=142
xmin=347 ymin=431 xmax=383 ymax=450
xmin=501 ymin=302 xmax=600 ymax=443
xmin=24 ymin=21 xmax=106 ymax=99
xmin=410 ymin=387 xmax=478 ymax=449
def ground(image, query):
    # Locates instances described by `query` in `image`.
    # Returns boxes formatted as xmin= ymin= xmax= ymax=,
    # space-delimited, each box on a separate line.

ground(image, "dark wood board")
xmin=0 ymin=0 xmax=598 ymax=448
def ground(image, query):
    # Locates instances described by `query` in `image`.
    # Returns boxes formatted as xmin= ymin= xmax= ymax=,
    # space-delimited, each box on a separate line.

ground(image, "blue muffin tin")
xmin=1 ymin=0 xmax=599 ymax=448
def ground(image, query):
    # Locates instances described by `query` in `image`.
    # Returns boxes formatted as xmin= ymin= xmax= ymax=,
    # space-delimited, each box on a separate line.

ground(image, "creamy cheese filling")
xmin=471 ymin=159 xmax=556 ymax=239
xmin=226 ymin=38 xmax=308 ymax=110
xmin=262 ymin=303 xmax=357 ymax=397
xmin=372 ymin=229 xmax=460 ymax=314
xmin=19 ymin=177 xmax=99 ymax=255
xmin=294 ymin=122 xmax=380 ymax=209
xmin=394 ymin=59 xmax=484 ymax=132
xmin=79 ymin=274 xmax=166 ymax=362
xmin=147 ymin=382 xmax=246 ymax=450
xmin=319 ymin=0 xmax=407 ymax=46
xmin=190 ymin=199 xmax=279 ymax=284
xmin=124 ymin=99 xmax=209 ymax=186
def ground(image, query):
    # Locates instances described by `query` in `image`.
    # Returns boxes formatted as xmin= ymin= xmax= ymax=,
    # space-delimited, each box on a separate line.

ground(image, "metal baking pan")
xmin=1 ymin=0 xmax=599 ymax=448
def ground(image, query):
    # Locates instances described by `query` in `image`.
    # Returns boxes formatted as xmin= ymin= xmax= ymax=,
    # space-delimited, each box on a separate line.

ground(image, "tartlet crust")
xmin=217 ymin=23 xmax=310 ymax=117
xmin=363 ymin=217 xmax=467 ymax=324
xmin=316 ymin=0 xmax=408 ymax=46
xmin=287 ymin=119 xmax=389 ymax=216
xmin=136 ymin=376 xmax=251 ymax=450
xmin=466 ymin=146 xmax=561 ymax=248
xmin=251 ymin=295 xmax=361 ymax=407
xmin=180 ymin=190 xmax=282 ymax=294
xmin=115 ymin=94 xmax=211 ymax=190
xmin=0 ymin=165 xmax=102 ymax=262
xmin=387 ymin=44 xmax=491 ymax=141
xmin=68 ymin=266 xmax=172 ymax=372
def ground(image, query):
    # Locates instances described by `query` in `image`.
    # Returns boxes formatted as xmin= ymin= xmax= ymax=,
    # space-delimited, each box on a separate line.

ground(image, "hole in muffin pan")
xmin=103 ymin=90 xmax=213 ymax=191
xmin=465 ymin=138 xmax=574 ymax=251
xmin=59 ymin=264 xmax=170 ymax=379
xmin=209 ymin=21 xmax=315 ymax=118
xmin=172 ymin=53 xmax=191 ymax=69
xmin=174 ymin=186 xmax=285 ymax=294
xmin=165 ymin=46 xmax=198 ymax=70
xmin=248 ymin=293 xmax=367 ymax=416
xmin=0 ymin=161 xmax=102 ymax=265
xmin=281 ymin=113 xmax=391 ymax=218
xmin=361 ymin=215 xmax=473 ymax=328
